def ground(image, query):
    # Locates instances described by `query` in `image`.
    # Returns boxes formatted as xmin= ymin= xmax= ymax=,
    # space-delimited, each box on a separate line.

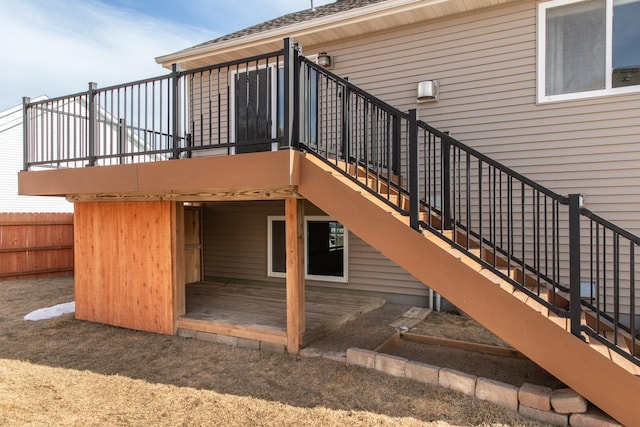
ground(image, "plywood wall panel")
xmin=74 ymin=201 xmax=177 ymax=334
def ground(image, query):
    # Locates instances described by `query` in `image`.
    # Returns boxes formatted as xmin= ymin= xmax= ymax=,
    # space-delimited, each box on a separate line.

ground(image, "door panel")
xmin=235 ymin=68 xmax=273 ymax=153
xmin=184 ymin=206 xmax=202 ymax=283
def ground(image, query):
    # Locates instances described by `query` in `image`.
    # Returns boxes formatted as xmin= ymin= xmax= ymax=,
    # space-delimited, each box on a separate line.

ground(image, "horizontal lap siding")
xmin=348 ymin=236 xmax=428 ymax=296
xmin=188 ymin=72 xmax=230 ymax=147
xmin=0 ymin=108 xmax=72 ymax=212
xmin=202 ymin=201 xmax=428 ymax=296
xmin=306 ymin=0 xmax=640 ymax=234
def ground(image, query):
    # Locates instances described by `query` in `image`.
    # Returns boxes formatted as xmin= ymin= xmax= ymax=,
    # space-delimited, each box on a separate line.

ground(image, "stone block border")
xmin=178 ymin=329 xmax=621 ymax=427
xmin=177 ymin=328 xmax=285 ymax=353
xmin=340 ymin=345 xmax=621 ymax=427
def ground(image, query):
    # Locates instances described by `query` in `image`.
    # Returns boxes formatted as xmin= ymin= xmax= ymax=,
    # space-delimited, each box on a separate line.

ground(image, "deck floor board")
xmin=180 ymin=281 xmax=386 ymax=345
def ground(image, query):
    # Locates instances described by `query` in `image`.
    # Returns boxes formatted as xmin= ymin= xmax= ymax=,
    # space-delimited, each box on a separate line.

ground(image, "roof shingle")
xmin=190 ymin=0 xmax=388 ymax=50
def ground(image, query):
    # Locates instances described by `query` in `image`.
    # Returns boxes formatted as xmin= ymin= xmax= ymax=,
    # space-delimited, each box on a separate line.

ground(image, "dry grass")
xmin=0 ymin=277 xmax=549 ymax=426
xmin=411 ymin=311 xmax=512 ymax=348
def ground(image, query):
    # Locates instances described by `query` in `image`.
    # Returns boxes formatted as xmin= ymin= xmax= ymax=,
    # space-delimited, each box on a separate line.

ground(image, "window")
xmin=267 ymin=216 xmax=348 ymax=282
xmin=538 ymin=0 xmax=640 ymax=102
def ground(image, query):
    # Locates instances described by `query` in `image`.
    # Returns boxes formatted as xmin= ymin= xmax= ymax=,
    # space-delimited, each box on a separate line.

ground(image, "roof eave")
xmin=155 ymin=0 xmax=519 ymax=69
xmin=155 ymin=0 xmax=443 ymax=68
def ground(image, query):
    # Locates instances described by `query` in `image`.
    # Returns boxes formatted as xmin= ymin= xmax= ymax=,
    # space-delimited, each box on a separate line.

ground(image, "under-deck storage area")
xmin=178 ymin=281 xmax=386 ymax=347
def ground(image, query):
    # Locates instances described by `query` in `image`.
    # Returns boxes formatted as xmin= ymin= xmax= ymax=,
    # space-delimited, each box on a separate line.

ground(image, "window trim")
xmin=537 ymin=0 xmax=640 ymax=103
xmin=267 ymin=215 xmax=349 ymax=283
xmin=267 ymin=215 xmax=286 ymax=279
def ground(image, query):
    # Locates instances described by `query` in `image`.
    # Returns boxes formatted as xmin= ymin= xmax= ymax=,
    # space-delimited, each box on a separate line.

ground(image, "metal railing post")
xmin=87 ymin=82 xmax=97 ymax=166
xmin=569 ymin=193 xmax=584 ymax=339
xmin=392 ymin=114 xmax=400 ymax=175
xmin=283 ymin=38 xmax=300 ymax=150
xmin=442 ymin=136 xmax=453 ymax=230
xmin=171 ymin=63 xmax=181 ymax=159
xmin=118 ymin=118 xmax=126 ymax=164
xmin=22 ymin=97 xmax=31 ymax=171
xmin=409 ymin=109 xmax=419 ymax=231
xmin=341 ymin=83 xmax=350 ymax=162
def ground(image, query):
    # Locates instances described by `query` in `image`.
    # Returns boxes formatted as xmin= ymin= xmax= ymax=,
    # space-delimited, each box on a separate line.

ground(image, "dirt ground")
xmin=0 ymin=277 xmax=552 ymax=426
xmin=312 ymin=307 xmax=565 ymax=389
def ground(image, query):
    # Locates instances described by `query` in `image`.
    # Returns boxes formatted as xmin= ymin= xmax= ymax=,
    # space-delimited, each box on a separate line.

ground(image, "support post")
xmin=285 ymin=198 xmax=305 ymax=353
xmin=22 ymin=96 xmax=31 ymax=171
xmin=87 ymin=82 xmax=97 ymax=166
xmin=283 ymin=38 xmax=300 ymax=150
xmin=408 ymin=109 xmax=419 ymax=231
xmin=569 ymin=193 xmax=584 ymax=339
xmin=171 ymin=63 xmax=181 ymax=159
xmin=442 ymin=136 xmax=452 ymax=230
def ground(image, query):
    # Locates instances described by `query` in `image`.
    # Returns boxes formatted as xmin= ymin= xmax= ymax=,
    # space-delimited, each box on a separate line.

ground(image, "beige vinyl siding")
xmin=187 ymin=71 xmax=231 ymax=148
xmin=202 ymin=200 xmax=428 ymax=297
xmin=296 ymin=0 xmax=638 ymax=314
xmin=304 ymin=0 xmax=640 ymax=235
xmin=348 ymin=236 xmax=429 ymax=296
xmin=202 ymin=201 xmax=280 ymax=283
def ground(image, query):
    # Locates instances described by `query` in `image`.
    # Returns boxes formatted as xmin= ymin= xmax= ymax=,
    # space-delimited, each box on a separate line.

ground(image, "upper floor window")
xmin=537 ymin=0 xmax=640 ymax=102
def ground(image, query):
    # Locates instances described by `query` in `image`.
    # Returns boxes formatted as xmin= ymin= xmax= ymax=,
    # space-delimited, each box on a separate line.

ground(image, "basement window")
xmin=267 ymin=216 xmax=348 ymax=282
xmin=537 ymin=0 xmax=640 ymax=102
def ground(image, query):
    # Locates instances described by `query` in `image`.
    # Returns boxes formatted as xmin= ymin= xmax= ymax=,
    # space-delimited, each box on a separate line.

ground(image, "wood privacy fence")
xmin=0 ymin=212 xmax=74 ymax=280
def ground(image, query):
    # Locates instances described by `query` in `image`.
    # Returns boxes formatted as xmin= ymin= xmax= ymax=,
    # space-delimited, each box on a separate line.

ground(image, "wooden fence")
xmin=0 ymin=212 xmax=74 ymax=281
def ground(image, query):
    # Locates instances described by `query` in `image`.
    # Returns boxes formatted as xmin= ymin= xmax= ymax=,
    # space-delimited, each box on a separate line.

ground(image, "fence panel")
xmin=0 ymin=212 xmax=74 ymax=280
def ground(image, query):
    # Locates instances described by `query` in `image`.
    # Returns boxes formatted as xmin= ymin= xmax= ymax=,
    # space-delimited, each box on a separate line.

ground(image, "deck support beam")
xmin=285 ymin=197 xmax=305 ymax=353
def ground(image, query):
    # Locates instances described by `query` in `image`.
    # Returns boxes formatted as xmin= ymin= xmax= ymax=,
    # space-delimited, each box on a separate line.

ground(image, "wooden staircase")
xmin=296 ymin=151 xmax=640 ymax=426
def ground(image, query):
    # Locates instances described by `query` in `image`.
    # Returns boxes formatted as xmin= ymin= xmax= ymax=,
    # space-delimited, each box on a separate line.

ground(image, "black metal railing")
xmin=411 ymin=118 xmax=572 ymax=311
xmin=23 ymin=51 xmax=286 ymax=169
xmin=22 ymin=37 xmax=639 ymax=366
xmin=294 ymin=45 xmax=638 ymax=365
xmin=579 ymin=207 xmax=639 ymax=362
xmin=297 ymin=55 xmax=410 ymax=213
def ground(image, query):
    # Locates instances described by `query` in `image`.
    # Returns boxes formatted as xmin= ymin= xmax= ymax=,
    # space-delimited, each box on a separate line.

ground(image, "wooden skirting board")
xmin=375 ymin=332 xmax=525 ymax=359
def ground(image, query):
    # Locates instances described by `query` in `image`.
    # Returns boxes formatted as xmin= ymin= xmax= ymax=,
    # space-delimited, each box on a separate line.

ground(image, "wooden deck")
xmin=177 ymin=282 xmax=386 ymax=347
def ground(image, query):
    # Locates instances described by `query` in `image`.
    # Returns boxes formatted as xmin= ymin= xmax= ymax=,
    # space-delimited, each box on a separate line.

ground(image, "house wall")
xmin=0 ymin=103 xmax=72 ymax=213
xmin=202 ymin=200 xmax=430 ymax=302
xmin=74 ymin=201 xmax=181 ymax=334
xmin=302 ymin=0 xmax=640 ymax=236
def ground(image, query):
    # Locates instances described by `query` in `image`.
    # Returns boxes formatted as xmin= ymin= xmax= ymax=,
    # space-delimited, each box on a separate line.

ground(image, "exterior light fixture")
xmin=317 ymin=52 xmax=332 ymax=68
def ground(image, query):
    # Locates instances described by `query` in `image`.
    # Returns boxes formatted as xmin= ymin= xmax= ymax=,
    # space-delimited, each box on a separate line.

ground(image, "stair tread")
xmin=547 ymin=312 xmax=569 ymax=330
xmin=478 ymin=268 xmax=505 ymax=285
xmin=588 ymin=335 xmax=613 ymax=359
xmin=512 ymin=289 xmax=550 ymax=316
xmin=587 ymin=333 xmax=640 ymax=375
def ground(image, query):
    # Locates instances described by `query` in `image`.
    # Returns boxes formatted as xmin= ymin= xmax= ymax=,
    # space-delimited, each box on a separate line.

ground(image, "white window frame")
xmin=229 ymin=64 xmax=280 ymax=152
xmin=537 ymin=0 xmax=640 ymax=103
xmin=267 ymin=215 xmax=349 ymax=283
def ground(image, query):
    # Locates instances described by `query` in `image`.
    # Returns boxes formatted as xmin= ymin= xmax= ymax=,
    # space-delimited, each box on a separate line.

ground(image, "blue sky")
xmin=0 ymin=0 xmax=334 ymax=111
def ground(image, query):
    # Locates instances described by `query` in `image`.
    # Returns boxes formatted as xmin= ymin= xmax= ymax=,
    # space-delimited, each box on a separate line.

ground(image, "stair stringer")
xmin=296 ymin=152 xmax=639 ymax=426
